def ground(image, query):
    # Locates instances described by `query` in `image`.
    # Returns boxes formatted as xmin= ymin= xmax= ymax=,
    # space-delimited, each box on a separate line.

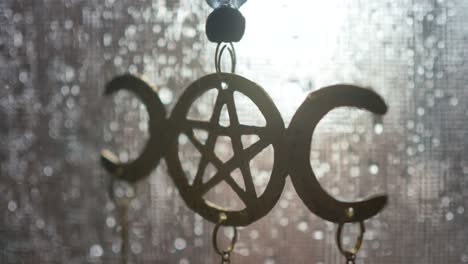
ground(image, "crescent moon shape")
xmin=288 ymin=84 xmax=388 ymax=223
xmin=100 ymin=74 xmax=167 ymax=183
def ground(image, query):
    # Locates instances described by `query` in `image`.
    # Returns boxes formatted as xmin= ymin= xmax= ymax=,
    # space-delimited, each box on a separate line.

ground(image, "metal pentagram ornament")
xmin=166 ymin=73 xmax=288 ymax=226
xmin=99 ymin=0 xmax=391 ymax=261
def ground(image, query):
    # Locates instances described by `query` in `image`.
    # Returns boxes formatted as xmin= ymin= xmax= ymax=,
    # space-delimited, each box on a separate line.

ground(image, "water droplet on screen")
xmin=174 ymin=238 xmax=187 ymax=250
xmin=313 ymin=230 xmax=324 ymax=240
xmin=297 ymin=221 xmax=309 ymax=232
xmin=8 ymin=201 xmax=17 ymax=212
xmin=446 ymin=212 xmax=454 ymax=221
xmin=89 ymin=244 xmax=104 ymax=258
xmin=369 ymin=164 xmax=379 ymax=175
xmin=374 ymin=123 xmax=383 ymax=134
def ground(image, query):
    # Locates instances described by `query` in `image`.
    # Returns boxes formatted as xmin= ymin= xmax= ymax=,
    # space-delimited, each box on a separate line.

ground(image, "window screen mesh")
xmin=1 ymin=0 xmax=468 ymax=263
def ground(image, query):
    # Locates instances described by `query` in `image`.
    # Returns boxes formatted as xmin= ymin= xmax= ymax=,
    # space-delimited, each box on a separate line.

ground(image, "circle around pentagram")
xmin=166 ymin=73 xmax=287 ymax=226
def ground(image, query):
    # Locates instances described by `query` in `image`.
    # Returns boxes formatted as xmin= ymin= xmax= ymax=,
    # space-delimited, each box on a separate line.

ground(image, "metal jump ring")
xmin=215 ymin=42 xmax=236 ymax=73
xmin=336 ymin=221 xmax=365 ymax=262
xmin=212 ymin=213 xmax=238 ymax=257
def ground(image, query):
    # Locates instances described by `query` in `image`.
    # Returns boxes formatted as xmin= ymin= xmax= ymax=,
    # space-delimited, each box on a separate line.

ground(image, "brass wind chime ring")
xmin=213 ymin=214 xmax=238 ymax=263
xmin=336 ymin=221 xmax=366 ymax=264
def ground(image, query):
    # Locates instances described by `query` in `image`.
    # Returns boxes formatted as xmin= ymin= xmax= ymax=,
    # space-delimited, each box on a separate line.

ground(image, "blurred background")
xmin=1 ymin=0 xmax=468 ymax=263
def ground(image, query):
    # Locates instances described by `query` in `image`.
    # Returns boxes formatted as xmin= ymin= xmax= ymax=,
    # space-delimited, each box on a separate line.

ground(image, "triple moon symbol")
xmin=101 ymin=73 xmax=388 ymax=227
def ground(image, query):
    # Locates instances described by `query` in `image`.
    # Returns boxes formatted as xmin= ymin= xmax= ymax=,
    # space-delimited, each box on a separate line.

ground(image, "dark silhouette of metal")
xmin=100 ymin=74 xmax=388 ymax=228
xmin=100 ymin=75 xmax=167 ymax=183
xmin=288 ymin=85 xmax=388 ymax=223
xmin=101 ymin=2 xmax=388 ymax=262
xmin=167 ymin=73 xmax=287 ymax=226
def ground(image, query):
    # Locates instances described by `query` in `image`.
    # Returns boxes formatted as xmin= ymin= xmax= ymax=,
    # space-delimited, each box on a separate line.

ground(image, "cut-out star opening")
xmin=181 ymin=87 xmax=271 ymax=206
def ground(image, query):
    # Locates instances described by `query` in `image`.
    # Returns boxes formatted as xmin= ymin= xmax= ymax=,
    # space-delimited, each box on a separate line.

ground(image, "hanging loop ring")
xmin=336 ymin=221 xmax=365 ymax=263
xmin=212 ymin=213 xmax=238 ymax=259
xmin=215 ymin=42 xmax=236 ymax=73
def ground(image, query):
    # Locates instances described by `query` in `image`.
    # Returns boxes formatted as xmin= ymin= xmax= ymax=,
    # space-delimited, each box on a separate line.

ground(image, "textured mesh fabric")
xmin=1 ymin=0 xmax=467 ymax=263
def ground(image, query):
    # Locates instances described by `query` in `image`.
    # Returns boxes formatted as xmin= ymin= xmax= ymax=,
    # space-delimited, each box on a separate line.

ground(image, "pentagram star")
xmin=181 ymin=86 xmax=269 ymax=206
